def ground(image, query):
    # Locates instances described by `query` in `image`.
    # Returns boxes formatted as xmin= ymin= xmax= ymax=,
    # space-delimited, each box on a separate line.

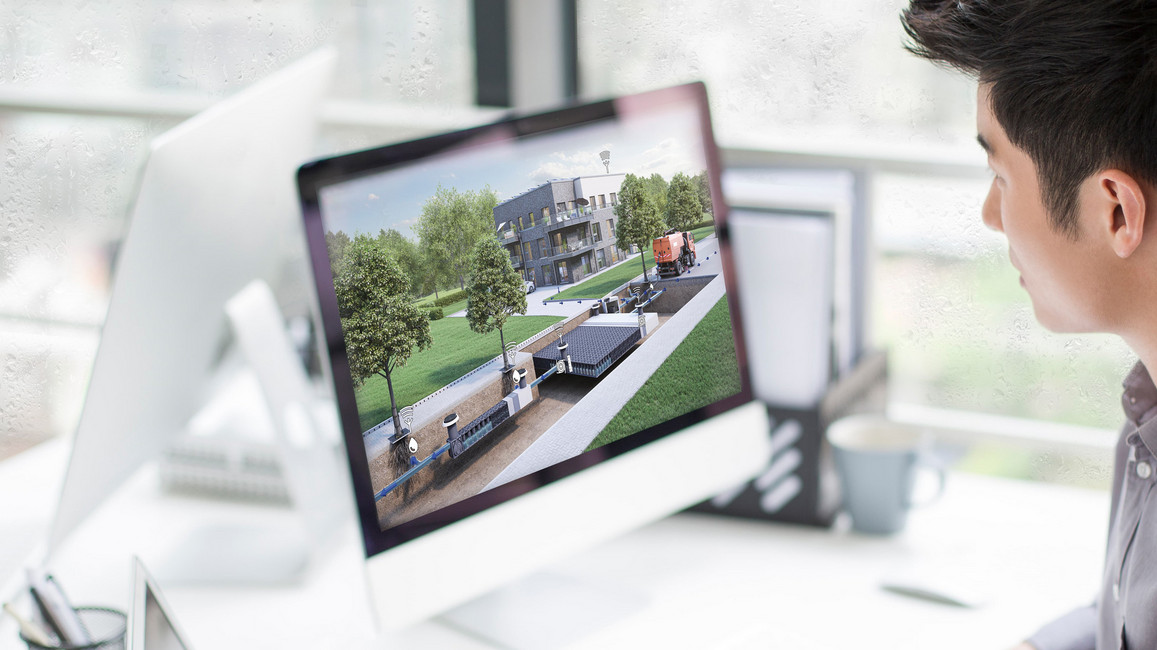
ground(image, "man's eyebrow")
xmin=976 ymin=133 xmax=993 ymax=155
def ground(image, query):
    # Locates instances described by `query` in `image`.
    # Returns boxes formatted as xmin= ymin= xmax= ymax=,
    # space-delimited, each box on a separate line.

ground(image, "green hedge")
xmin=433 ymin=290 xmax=467 ymax=308
xmin=426 ymin=307 xmax=444 ymax=321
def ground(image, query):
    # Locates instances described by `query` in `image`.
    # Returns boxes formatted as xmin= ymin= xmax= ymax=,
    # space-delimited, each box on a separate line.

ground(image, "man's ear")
xmin=1098 ymin=170 xmax=1146 ymax=258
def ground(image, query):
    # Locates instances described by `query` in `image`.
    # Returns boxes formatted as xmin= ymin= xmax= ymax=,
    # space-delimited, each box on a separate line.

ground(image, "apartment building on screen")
xmin=493 ymin=173 xmax=630 ymax=287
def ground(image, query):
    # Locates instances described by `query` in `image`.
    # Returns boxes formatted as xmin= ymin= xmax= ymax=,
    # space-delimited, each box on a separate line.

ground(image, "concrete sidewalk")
xmin=482 ymin=273 xmax=727 ymax=491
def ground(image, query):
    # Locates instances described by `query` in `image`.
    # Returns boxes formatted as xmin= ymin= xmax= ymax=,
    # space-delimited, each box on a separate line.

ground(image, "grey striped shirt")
xmin=1029 ymin=361 xmax=1157 ymax=650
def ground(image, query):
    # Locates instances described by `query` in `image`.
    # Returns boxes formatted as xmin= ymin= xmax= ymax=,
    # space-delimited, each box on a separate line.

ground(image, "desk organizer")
xmin=694 ymin=350 xmax=888 ymax=527
xmin=20 ymin=607 xmax=126 ymax=650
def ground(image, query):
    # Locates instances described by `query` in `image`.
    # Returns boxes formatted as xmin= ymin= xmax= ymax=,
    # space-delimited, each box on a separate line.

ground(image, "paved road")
xmin=450 ymin=234 xmax=722 ymax=318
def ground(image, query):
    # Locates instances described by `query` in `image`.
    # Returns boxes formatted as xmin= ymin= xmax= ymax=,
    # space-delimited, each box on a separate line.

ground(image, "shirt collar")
xmin=1124 ymin=361 xmax=1157 ymax=425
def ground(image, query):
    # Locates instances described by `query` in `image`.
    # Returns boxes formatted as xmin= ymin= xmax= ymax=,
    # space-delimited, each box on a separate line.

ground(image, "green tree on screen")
xmin=465 ymin=236 xmax=527 ymax=369
xmin=376 ymin=228 xmax=422 ymax=297
xmin=693 ymin=170 xmax=713 ymax=217
xmin=335 ymin=235 xmax=432 ymax=435
xmin=665 ymin=172 xmax=703 ymax=232
xmin=415 ymin=184 xmax=499 ymax=291
xmin=614 ymin=174 xmax=666 ymax=282
xmin=325 ymin=230 xmax=351 ymax=278
xmin=642 ymin=173 xmax=670 ymax=216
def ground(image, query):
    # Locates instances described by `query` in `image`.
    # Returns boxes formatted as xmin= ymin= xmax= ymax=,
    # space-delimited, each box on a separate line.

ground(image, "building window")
xmin=596 ymin=249 xmax=606 ymax=269
xmin=517 ymin=215 xmax=524 ymax=230
xmin=606 ymin=219 xmax=614 ymax=239
xmin=557 ymin=202 xmax=566 ymax=214
xmin=567 ymin=200 xmax=575 ymax=210
xmin=541 ymin=207 xmax=549 ymax=224
xmin=592 ymin=222 xmax=602 ymax=242
xmin=599 ymin=194 xmax=606 ymax=208
xmin=609 ymin=192 xmax=617 ymax=205
xmin=539 ymin=238 xmax=548 ymax=257
xmin=523 ymin=241 xmax=533 ymax=261
xmin=558 ymin=263 xmax=569 ymax=281
xmin=529 ymin=211 xmax=534 ymax=227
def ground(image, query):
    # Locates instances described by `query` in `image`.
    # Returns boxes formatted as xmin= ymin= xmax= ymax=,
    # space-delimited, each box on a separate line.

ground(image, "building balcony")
xmin=549 ymin=236 xmax=598 ymax=259
xmin=510 ymin=255 xmax=523 ymax=268
xmin=498 ymin=228 xmax=518 ymax=243
xmin=547 ymin=210 xmax=595 ymax=232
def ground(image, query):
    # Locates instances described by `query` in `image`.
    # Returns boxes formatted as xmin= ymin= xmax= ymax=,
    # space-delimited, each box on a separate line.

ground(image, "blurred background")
xmin=0 ymin=0 xmax=1127 ymax=486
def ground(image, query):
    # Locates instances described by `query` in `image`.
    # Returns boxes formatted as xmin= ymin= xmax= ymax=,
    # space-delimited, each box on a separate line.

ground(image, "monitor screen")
xmin=298 ymin=83 xmax=752 ymax=553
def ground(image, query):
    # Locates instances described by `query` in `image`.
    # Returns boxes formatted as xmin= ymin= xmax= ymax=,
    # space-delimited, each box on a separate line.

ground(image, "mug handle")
xmin=904 ymin=455 xmax=947 ymax=508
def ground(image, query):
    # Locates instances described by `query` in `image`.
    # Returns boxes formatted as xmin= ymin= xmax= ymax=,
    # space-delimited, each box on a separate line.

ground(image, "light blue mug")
xmin=827 ymin=415 xmax=946 ymax=535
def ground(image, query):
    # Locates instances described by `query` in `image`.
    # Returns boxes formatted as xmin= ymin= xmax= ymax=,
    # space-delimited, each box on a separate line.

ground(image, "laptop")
xmin=126 ymin=557 xmax=193 ymax=650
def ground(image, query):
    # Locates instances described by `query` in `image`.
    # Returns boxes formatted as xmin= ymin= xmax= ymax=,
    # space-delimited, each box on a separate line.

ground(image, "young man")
xmin=901 ymin=1 xmax=1157 ymax=649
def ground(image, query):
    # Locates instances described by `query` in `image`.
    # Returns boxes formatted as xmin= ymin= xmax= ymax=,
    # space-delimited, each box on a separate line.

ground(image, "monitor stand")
xmin=155 ymin=281 xmax=349 ymax=585
xmin=438 ymin=571 xmax=649 ymax=650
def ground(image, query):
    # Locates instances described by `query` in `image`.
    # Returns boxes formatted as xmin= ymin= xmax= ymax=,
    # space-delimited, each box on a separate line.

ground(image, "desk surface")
xmin=0 ymin=438 xmax=1109 ymax=650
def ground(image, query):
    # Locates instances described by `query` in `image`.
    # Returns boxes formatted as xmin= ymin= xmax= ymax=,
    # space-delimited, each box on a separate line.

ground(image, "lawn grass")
xmin=586 ymin=295 xmax=740 ymax=451
xmin=435 ymin=297 xmax=469 ymax=316
xmin=413 ymin=291 xmax=469 ymax=317
xmin=549 ymin=223 xmax=718 ymax=301
xmin=550 ymin=253 xmax=654 ymax=301
xmin=354 ymin=314 xmax=565 ymax=431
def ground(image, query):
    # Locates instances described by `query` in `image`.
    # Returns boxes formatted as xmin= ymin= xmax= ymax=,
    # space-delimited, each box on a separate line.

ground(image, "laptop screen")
xmin=298 ymin=83 xmax=752 ymax=552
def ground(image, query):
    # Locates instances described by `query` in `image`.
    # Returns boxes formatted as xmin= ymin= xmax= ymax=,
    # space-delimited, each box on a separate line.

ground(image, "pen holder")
xmin=20 ymin=607 xmax=126 ymax=650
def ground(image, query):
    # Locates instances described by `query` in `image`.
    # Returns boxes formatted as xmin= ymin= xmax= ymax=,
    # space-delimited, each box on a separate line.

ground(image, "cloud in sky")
xmin=528 ymin=144 xmax=614 ymax=183
xmin=527 ymin=136 xmax=699 ymax=186
xmin=635 ymin=138 xmax=699 ymax=178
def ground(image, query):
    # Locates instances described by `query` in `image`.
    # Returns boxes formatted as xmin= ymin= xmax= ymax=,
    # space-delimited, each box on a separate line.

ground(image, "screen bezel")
xmin=297 ymin=82 xmax=754 ymax=557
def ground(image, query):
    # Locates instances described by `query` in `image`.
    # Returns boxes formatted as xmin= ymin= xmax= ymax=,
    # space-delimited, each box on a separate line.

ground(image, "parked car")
xmin=524 ymin=280 xmax=536 ymax=294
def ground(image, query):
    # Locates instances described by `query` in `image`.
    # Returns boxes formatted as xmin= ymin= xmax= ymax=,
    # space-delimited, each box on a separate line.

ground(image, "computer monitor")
xmin=297 ymin=82 xmax=772 ymax=633
xmin=47 ymin=49 xmax=337 ymax=557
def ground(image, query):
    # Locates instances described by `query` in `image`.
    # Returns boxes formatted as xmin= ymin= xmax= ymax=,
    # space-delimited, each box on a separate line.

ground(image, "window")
xmin=538 ymin=238 xmax=548 ymax=257
xmin=517 ymin=215 xmax=524 ymax=230
xmin=592 ymin=222 xmax=602 ymax=242
xmin=542 ymin=207 xmax=549 ymax=224
xmin=557 ymin=202 xmax=566 ymax=213
xmin=0 ymin=1 xmax=479 ymax=458
xmin=529 ymin=211 xmax=534 ymax=227
xmin=609 ymin=192 xmax=616 ymax=205
xmin=606 ymin=219 xmax=614 ymax=239
xmin=558 ymin=263 xmax=569 ymax=281
xmin=599 ymin=194 xmax=606 ymax=208
xmin=522 ymin=242 xmax=533 ymax=262
xmin=578 ymin=0 xmax=975 ymax=152
xmin=596 ymin=249 xmax=606 ymax=269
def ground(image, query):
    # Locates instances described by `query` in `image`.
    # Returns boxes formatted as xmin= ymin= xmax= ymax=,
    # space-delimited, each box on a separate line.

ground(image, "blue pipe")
xmin=529 ymin=364 xmax=558 ymax=388
xmin=374 ymin=442 xmax=450 ymax=501
xmin=636 ymin=287 xmax=665 ymax=310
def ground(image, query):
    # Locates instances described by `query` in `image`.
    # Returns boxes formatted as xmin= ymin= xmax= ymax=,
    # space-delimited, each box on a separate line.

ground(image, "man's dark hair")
xmin=902 ymin=0 xmax=1157 ymax=238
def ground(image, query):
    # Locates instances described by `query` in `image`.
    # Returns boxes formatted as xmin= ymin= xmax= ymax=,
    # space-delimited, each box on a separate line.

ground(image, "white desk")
xmin=0 ymin=438 xmax=1109 ymax=650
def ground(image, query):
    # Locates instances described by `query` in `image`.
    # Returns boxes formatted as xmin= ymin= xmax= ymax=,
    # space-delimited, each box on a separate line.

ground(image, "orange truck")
xmin=652 ymin=230 xmax=697 ymax=278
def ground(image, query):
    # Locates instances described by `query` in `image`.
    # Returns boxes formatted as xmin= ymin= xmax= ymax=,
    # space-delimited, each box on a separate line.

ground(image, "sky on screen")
xmin=319 ymin=104 xmax=704 ymax=240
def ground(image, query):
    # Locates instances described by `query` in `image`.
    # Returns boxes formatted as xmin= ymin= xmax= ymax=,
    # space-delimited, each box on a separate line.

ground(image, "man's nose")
xmin=982 ymin=178 xmax=1004 ymax=233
